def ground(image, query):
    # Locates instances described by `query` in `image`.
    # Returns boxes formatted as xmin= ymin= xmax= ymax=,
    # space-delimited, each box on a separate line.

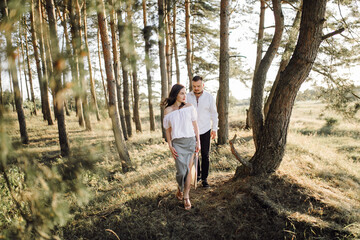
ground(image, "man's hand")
xmin=211 ymin=130 xmax=217 ymax=139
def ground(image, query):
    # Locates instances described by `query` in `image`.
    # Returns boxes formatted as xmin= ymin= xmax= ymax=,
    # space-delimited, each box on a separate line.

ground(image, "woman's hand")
xmin=169 ymin=145 xmax=178 ymax=159
xmin=195 ymin=141 xmax=201 ymax=153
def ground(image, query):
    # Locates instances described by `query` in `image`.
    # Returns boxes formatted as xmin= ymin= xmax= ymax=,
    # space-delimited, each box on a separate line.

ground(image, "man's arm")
xmin=210 ymin=94 xmax=218 ymax=139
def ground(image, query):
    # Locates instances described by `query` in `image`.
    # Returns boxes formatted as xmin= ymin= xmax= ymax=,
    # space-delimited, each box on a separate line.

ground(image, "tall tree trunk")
xmin=254 ymin=0 xmax=266 ymax=74
xmin=24 ymin=24 xmax=37 ymax=115
xmin=117 ymin=10 xmax=132 ymax=137
xmin=249 ymin=0 xmax=284 ymax=150
xmin=165 ymin=2 xmax=172 ymax=91
xmin=185 ymin=0 xmax=193 ymax=91
xmin=3 ymin=0 xmax=29 ymax=144
xmin=30 ymin=0 xmax=45 ymax=117
xmin=9 ymin=71 xmax=15 ymax=112
xmin=38 ymin=0 xmax=54 ymax=125
xmin=83 ymin=0 xmax=100 ymax=121
xmin=97 ymin=28 xmax=109 ymax=109
xmin=97 ymin=0 xmax=132 ymax=172
xmin=142 ymin=0 xmax=155 ymax=131
xmin=172 ymin=3 xmax=180 ymax=84
xmin=236 ymin=0 xmax=327 ymax=177
xmin=110 ymin=3 xmax=127 ymax=139
xmin=45 ymin=32 xmax=58 ymax=121
xmin=68 ymin=0 xmax=84 ymax=127
xmin=75 ymin=0 xmax=91 ymax=131
xmin=264 ymin=3 xmax=302 ymax=118
xmin=126 ymin=7 xmax=142 ymax=133
xmin=45 ymin=0 xmax=71 ymax=156
xmin=158 ymin=0 xmax=168 ymax=138
xmin=19 ymin=32 xmax=30 ymax=102
xmin=217 ymin=0 xmax=230 ymax=145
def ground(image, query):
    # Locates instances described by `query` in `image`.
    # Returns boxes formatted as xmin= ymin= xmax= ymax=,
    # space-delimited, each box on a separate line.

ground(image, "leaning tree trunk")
xmin=83 ymin=0 xmax=100 ymax=121
xmin=185 ymin=0 xmax=193 ymax=91
xmin=45 ymin=0 xmax=70 ymax=156
xmin=248 ymin=0 xmax=284 ymax=150
xmin=97 ymin=29 xmax=109 ymax=108
xmin=158 ymin=0 xmax=168 ymax=139
xmin=264 ymin=3 xmax=302 ymax=118
xmin=126 ymin=7 xmax=142 ymax=133
xmin=3 ymin=1 xmax=29 ymax=144
xmin=110 ymin=2 xmax=127 ymax=140
xmin=97 ymin=0 xmax=132 ymax=172
xmin=142 ymin=0 xmax=155 ymax=131
xmin=217 ymin=0 xmax=230 ymax=145
xmin=235 ymin=0 xmax=327 ymax=177
xmin=118 ymin=10 xmax=132 ymax=138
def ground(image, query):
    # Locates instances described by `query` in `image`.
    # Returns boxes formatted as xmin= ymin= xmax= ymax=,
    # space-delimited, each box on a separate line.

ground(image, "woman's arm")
xmin=166 ymin=127 xmax=178 ymax=159
xmin=192 ymin=120 xmax=201 ymax=152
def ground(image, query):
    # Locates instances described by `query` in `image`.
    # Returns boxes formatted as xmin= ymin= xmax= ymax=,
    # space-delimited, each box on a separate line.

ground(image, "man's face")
xmin=192 ymin=80 xmax=204 ymax=94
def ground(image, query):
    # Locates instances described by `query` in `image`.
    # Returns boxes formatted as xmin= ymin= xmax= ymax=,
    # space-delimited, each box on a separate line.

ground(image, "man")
xmin=186 ymin=76 xmax=218 ymax=188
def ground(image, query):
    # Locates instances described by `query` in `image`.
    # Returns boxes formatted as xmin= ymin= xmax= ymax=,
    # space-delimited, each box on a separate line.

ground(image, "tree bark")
xmin=142 ymin=0 xmax=155 ymax=131
xmin=185 ymin=0 xmax=193 ymax=90
xmin=97 ymin=28 xmax=109 ymax=109
xmin=38 ymin=0 xmax=54 ymax=125
xmin=45 ymin=0 xmax=71 ymax=156
xmin=24 ymin=24 xmax=37 ymax=115
xmin=83 ymin=0 xmax=100 ymax=121
xmin=97 ymin=0 xmax=132 ymax=172
xmin=19 ymin=31 xmax=29 ymax=102
xmin=3 ymin=0 xmax=29 ymax=144
xmin=172 ymin=3 xmax=180 ymax=84
xmin=117 ymin=10 xmax=132 ymax=138
xmin=264 ymin=3 xmax=302 ymax=118
xmin=248 ymin=0 xmax=284 ymax=149
xmin=110 ymin=2 xmax=127 ymax=140
xmin=158 ymin=0 xmax=168 ymax=139
xmin=165 ymin=2 xmax=172 ymax=91
xmin=236 ymin=0 xmax=327 ymax=177
xmin=254 ymin=0 xmax=265 ymax=74
xmin=217 ymin=0 xmax=230 ymax=145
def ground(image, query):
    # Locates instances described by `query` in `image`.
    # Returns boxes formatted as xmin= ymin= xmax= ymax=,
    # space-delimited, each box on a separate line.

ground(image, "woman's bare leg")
xmin=183 ymin=153 xmax=195 ymax=209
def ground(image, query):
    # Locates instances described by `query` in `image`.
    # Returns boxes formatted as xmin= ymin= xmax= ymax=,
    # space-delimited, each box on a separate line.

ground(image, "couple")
xmin=163 ymin=76 xmax=218 ymax=210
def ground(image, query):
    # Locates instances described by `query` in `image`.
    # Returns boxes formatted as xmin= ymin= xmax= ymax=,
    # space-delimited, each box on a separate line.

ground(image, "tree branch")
xmin=229 ymin=135 xmax=253 ymax=170
xmin=321 ymin=27 xmax=345 ymax=40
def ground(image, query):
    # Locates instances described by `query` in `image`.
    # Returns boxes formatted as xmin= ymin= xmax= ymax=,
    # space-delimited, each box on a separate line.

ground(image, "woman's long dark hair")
xmin=162 ymin=84 xmax=186 ymax=108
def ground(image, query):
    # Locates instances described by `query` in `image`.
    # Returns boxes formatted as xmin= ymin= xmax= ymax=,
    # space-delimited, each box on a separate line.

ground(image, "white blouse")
xmin=163 ymin=105 xmax=197 ymax=140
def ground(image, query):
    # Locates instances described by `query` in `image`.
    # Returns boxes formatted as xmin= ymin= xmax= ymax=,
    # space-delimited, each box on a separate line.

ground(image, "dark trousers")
xmin=198 ymin=129 xmax=211 ymax=180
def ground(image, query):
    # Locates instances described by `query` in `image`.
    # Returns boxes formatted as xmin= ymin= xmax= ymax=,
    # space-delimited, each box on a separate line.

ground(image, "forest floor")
xmin=1 ymin=101 xmax=360 ymax=239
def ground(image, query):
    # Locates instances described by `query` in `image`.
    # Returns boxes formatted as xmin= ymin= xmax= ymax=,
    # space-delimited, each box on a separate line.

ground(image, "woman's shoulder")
xmin=184 ymin=103 xmax=193 ymax=108
xmin=164 ymin=106 xmax=175 ymax=116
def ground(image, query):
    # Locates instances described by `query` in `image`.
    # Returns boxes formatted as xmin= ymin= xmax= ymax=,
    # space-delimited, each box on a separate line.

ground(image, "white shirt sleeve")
xmin=191 ymin=105 xmax=197 ymax=121
xmin=163 ymin=115 xmax=170 ymax=129
xmin=210 ymin=95 xmax=218 ymax=131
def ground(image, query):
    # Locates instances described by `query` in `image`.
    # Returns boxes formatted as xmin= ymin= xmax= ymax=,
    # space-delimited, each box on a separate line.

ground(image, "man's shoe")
xmin=202 ymin=180 xmax=210 ymax=188
xmin=197 ymin=177 xmax=201 ymax=183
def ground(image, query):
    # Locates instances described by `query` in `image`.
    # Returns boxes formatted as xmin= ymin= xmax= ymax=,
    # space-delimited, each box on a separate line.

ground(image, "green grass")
xmin=1 ymin=101 xmax=359 ymax=239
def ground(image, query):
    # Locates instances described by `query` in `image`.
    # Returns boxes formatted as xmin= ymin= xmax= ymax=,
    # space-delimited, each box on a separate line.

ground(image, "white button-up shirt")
xmin=186 ymin=91 xmax=218 ymax=135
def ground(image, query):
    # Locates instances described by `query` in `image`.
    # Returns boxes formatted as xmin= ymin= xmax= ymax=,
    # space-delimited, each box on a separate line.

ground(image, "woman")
xmin=163 ymin=84 xmax=200 ymax=210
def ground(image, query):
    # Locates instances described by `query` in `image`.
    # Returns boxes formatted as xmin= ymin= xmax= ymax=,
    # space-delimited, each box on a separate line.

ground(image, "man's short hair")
xmin=192 ymin=76 xmax=203 ymax=82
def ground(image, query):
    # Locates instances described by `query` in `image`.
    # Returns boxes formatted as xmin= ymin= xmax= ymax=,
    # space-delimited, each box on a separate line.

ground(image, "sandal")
xmin=176 ymin=189 xmax=183 ymax=201
xmin=183 ymin=198 xmax=191 ymax=210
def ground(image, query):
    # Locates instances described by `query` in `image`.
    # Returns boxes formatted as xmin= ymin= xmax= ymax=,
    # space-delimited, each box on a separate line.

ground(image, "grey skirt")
xmin=172 ymin=136 xmax=196 ymax=192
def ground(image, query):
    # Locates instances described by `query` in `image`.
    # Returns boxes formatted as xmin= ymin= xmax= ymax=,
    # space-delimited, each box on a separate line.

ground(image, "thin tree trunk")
xmin=17 ymin=37 xmax=24 ymax=102
xmin=19 ymin=30 xmax=30 ymax=102
xmin=264 ymin=3 xmax=302 ymax=118
xmin=254 ymin=0 xmax=265 ymax=74
xmin=173 ymin=3 xmax=180 ymax=84
xmin=3 ymin=0 xmax=29 ymax=144
xmin=217 ymin=0 xmax=230 ymax=145
xmin=125 ymin=7 xmax=142 ymax=133
xmin=24 ymin=24 xmax=37 ymax=115
xmin=118 ymin=10 xmax=132 ymax=137
xmin=110 ymin=3 xmax=127 ymax=139
xmin=97 ymin=0 xmax=132 ymax=172
xmin=45 ymin=32 xmax=57 ymax=121
xmin=97 ymin=29 xmax=109 ymax=109
xmin=239 ymin=0 xmax=327 ymax=176
xmin=83 ymin=0 xmax=100 ymax=121
xmin=9 ymin=71 xmax=15 ymax=112
xmin=142 ymin=0 xmax=155 ymax=131
xmin=38 ymin=0 xmax=54 ymax=125
xmin=68 ymin=0 xmax=84 ymax=127
xmin=30 ymin=0 xmax=46 ymax=119
xmin=185 ymin=0 xmax=193 ymax=90
xmin=165 ymin=2 xmax=172 ymax=91
xmin=248 ymin=0 xmax=284 ymax=149
xmin=45 ymin=0 xmax=71 ymax=156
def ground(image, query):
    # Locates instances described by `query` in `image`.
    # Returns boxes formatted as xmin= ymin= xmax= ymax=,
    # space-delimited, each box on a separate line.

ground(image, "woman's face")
xmin=176 ymin=88 xmax=186 ymax=103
